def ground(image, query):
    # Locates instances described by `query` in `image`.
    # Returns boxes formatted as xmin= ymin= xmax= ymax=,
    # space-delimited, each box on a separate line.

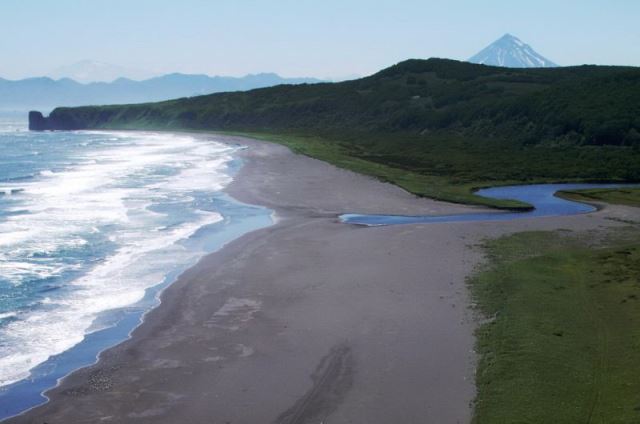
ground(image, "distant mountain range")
xmin=47 ymin=60 xmax=156 ymax=83
xmin=2 ymin=35 xmax=559 ymax=111
xmin=0 ymin=72 xmax=323 ymax=111
xmin=469 ymin=34 xmax=557 ymax=68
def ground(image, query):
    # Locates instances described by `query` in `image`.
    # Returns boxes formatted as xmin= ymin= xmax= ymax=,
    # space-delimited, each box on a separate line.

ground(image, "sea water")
xmin=0 ymin=114 xmax=272 ymax=418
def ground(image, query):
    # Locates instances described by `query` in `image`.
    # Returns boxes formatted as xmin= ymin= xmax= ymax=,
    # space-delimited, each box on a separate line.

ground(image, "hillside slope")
xmin=31 ymin=59 xmax=640 ymax=207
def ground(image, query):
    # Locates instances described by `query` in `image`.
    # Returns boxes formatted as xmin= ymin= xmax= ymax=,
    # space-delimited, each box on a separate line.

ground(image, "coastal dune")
xmin=8 ymin=135 xmax=626 ymax=424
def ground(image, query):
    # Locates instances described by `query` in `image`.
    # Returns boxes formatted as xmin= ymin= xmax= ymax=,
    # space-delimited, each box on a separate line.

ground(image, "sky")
xmin=1 ymin=0 xmax=639 ymax=80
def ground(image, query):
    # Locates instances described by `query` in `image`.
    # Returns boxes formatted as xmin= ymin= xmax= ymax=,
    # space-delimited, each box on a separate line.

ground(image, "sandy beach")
xmin=7 ymin=135 xmax=635 ymax=424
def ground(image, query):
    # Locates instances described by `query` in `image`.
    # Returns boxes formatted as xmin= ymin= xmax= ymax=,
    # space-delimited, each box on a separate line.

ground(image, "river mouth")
xmin=340 ymin=183 xmax=638 ymax=226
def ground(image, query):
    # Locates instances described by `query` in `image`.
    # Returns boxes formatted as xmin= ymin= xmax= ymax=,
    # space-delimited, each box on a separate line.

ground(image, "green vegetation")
xmin=558 ymin=187 xmax=640 ymax=208
xmin=223 ymin=132 xmax=531 ymax=209
xmin=471 ymin=230 xmax=640 ymax=423
xmin=41 ymin=59 xmax=640 ymax=207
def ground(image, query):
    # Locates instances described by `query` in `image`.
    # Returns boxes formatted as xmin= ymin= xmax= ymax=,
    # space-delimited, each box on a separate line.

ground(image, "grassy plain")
xmin=471 ymin=228 xmax=640 ymax=423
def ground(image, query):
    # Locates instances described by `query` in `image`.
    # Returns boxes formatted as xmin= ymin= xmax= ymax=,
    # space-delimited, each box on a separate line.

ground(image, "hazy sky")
xmin=1 ymin=0 xmax=639 ymax=79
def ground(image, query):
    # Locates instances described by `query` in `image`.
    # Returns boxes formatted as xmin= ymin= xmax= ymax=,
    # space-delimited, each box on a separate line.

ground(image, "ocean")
xmin=0 ymin=114 xmax=272 ymax=418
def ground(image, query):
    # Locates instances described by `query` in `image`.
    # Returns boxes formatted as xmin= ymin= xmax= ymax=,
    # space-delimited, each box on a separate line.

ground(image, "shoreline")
xmin=6 ymin=133 xmax=633 ymax=423
xmin=0 ymin=141 xmax=273 ymax=420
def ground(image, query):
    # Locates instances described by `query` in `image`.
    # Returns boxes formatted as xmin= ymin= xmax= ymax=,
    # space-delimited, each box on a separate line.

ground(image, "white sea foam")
xmin=0 ymin=131 xmax=237 ymax=387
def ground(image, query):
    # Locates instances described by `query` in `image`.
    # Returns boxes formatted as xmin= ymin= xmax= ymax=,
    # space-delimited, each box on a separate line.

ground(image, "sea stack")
xmin=28 ymin=111 xmax=48 ymax=131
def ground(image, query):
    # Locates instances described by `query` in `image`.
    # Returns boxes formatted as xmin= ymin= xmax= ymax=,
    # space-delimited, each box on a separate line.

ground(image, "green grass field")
xmin=471 ymin=229 xmax=640 ymax=423
xmin=558 ymin=188 xmax=640 ymax=208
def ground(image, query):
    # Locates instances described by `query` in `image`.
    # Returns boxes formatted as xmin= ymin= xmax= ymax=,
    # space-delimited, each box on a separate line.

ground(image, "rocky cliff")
xmin=28 ymin=111 xmax=49 ymax=131
xmin=28 ymin=110 xmax=84 ymax=131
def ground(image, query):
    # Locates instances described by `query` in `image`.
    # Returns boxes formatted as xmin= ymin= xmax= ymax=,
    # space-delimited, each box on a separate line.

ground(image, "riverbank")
xmin=7 ymin=134 xmax=636 ymax=423
xmin=558 ymin=187 xmax=640 ymax=208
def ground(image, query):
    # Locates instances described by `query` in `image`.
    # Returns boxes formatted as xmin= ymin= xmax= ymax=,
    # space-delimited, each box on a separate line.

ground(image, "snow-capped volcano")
xmin=468 ymin=34 xmax=557 ymax=68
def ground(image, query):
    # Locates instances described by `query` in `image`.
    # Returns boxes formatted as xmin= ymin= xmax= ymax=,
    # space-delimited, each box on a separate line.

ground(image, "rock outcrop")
xmin=28 ymin=111 xmax=49 ymax=131
xmin=28 ymin=110 xmax=84 ymax=131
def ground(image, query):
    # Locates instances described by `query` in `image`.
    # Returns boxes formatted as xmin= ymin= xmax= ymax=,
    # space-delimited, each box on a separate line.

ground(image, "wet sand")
xmin=8 ymin=135 xmax=635 ymax=424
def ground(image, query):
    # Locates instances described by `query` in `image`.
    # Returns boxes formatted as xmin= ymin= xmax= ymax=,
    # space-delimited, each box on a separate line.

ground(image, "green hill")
xmin=32 ymin=58 xmax=640 ymax=208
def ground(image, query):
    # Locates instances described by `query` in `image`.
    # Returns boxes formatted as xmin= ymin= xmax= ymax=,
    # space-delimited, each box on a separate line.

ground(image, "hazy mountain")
xmin=0 ymin=73 xmax=323 ymax=111
xmin=47 ymin=60 xmax=156 ymax=83
xmin=468 ymin=34 xmax=557 ymax=68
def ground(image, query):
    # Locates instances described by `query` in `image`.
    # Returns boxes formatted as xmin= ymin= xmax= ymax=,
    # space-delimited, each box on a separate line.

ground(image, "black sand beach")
xmin=8 ymin=135 xmax=635 ymax=424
